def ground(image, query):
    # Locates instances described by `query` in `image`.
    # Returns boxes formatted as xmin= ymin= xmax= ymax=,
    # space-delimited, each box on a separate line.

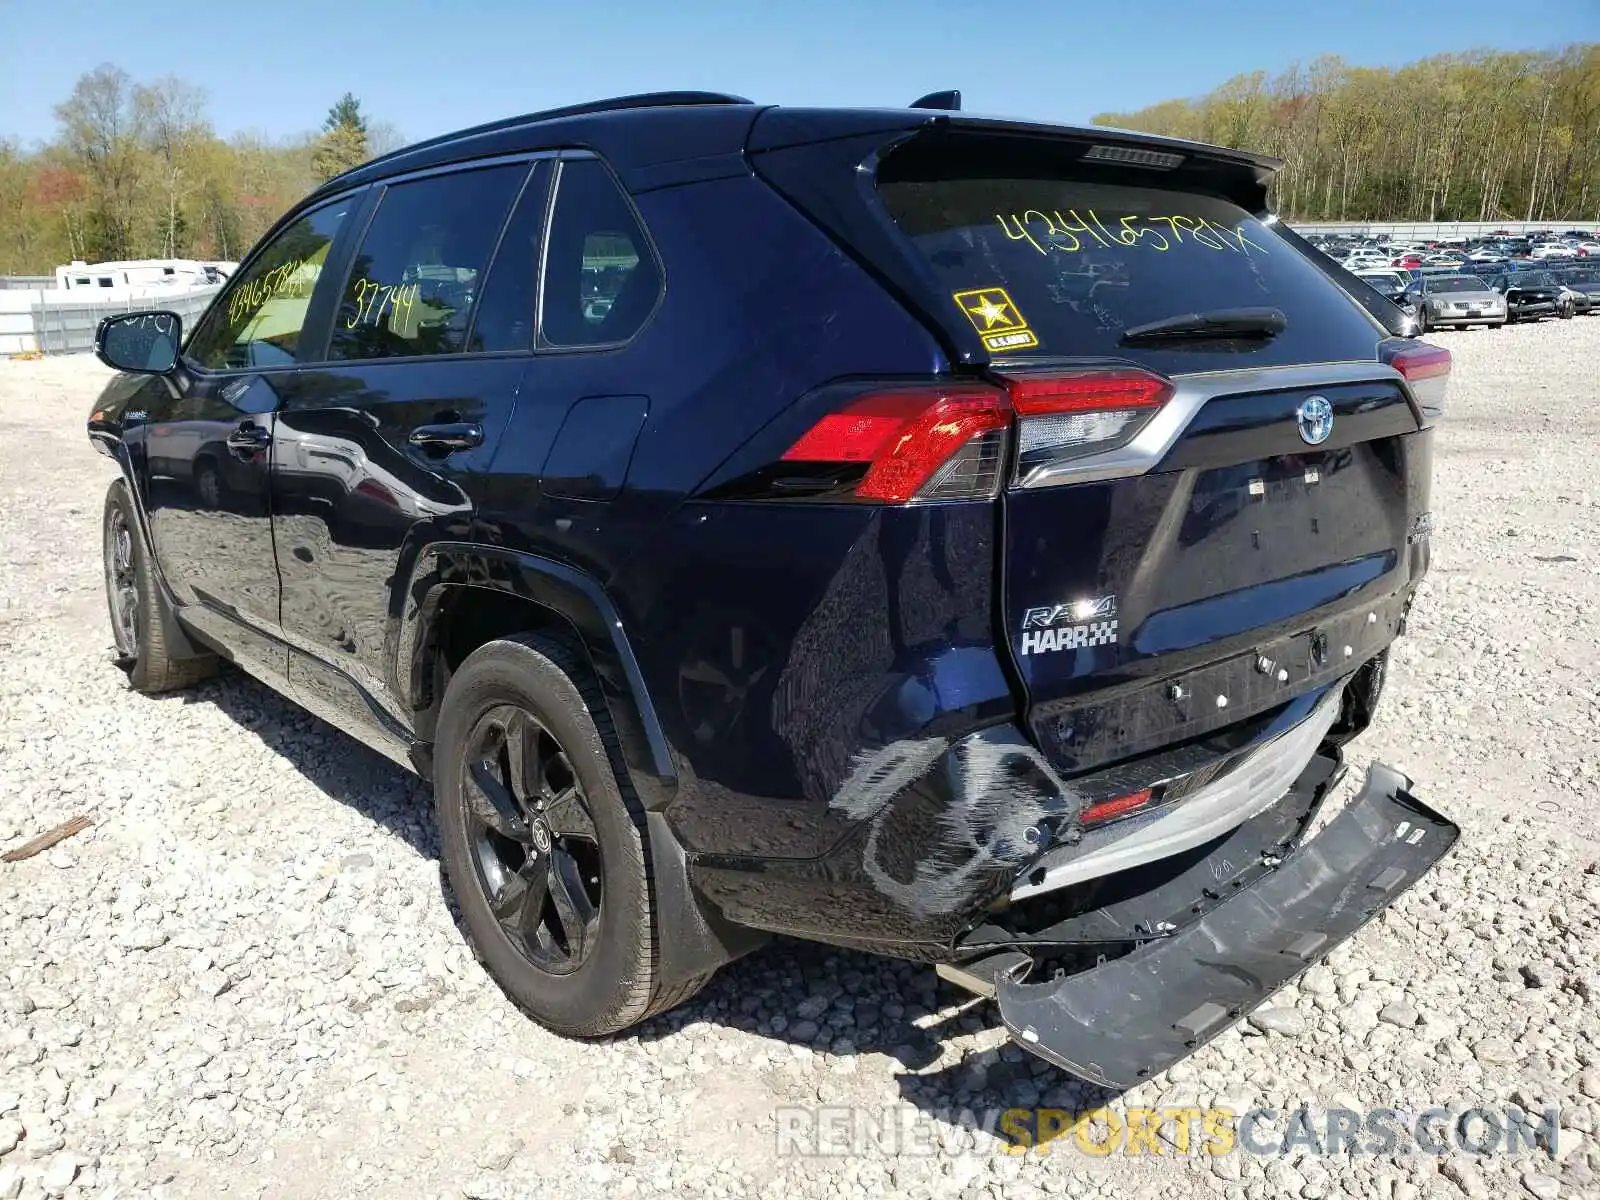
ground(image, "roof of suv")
xmin=310 ymin=90 xmax=1283 ymax=200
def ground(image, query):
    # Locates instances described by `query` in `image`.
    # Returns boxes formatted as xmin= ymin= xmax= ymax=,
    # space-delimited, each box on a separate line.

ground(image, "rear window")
xmin=877 ymin=162 xmax=1386 ymax=372
xmin=1426 ymin=277 xmax=1482 ymax=293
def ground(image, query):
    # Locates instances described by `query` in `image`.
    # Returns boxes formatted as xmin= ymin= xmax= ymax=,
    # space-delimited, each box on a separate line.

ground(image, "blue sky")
xmin=2 ymin=0 xmax=1596 ymax=147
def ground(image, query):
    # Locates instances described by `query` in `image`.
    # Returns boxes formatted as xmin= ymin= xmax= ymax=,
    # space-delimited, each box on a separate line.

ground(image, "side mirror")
xmin=96 ymin=311 xmax=182 ymax=374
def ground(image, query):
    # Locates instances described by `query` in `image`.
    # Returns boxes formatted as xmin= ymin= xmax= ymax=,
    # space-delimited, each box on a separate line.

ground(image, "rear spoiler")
xmin=748 ymin=108 xmax=1282 ymax=174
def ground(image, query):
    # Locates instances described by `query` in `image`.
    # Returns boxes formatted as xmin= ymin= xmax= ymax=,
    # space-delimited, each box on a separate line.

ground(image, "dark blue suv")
xmin=88 ymin=91 xmax=1457 ymax=1086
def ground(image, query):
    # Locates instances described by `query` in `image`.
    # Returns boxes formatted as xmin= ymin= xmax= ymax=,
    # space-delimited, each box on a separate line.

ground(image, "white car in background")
xmin=1531 ymin=243 xmax=1576 ymax=260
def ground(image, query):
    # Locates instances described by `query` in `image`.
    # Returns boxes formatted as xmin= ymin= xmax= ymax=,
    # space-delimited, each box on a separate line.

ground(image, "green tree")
xmin=134 ymin=77 xmax=209 ymax=257
xmin=1093 ymin=44 xmax=1600 ymax=223
xmin=311 ymin=92 xmax=370 ymax=182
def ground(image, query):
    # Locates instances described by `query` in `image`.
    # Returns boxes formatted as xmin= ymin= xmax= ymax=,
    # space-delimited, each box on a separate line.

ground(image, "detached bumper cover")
xmin=995 ymin=763 xmax=1457 ymax=1087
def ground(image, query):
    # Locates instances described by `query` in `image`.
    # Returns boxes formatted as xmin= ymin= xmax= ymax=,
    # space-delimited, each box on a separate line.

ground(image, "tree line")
xmin=6 ymin=50 xmax=1598 ymax=276
xmin=1093 ymin=46 xmax=1600 ymax=224
xmin=0 ymin=65 xmax=399 ymax=275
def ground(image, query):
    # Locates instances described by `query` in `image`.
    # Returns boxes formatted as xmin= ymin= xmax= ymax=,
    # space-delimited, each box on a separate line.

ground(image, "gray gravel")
xmin=2 ymin=318 xmax=1599 ymax=1199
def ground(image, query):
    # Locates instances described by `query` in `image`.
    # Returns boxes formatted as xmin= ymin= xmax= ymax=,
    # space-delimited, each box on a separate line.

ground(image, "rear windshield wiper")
xmin=1119 ymin=306 xmax=1287 ymax=344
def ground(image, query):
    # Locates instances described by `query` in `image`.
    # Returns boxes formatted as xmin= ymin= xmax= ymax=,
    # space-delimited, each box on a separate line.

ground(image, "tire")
xmin=1416 ymin=308 xmax=1429 ymax=334
xmin=194 ymin=457 xmax=223 ymax=510
xmin=434 ymin=633 xmax=708 ymax=1037
xmin=102 ymin=479 xmax=218 ymax=694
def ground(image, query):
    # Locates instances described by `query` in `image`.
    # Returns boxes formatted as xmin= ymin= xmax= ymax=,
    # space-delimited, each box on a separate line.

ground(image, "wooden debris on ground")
xmin=2 ymin=813 xmax=94 ymax=862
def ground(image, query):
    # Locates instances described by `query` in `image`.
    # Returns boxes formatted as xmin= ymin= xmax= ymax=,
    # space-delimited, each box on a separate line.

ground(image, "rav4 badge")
xmin=1019 ymin=596 xmax=1119 ymax=656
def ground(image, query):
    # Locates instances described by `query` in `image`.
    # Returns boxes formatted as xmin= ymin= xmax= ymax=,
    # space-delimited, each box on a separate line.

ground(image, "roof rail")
xmin=341 ymin=91 xmax=755 ymax=181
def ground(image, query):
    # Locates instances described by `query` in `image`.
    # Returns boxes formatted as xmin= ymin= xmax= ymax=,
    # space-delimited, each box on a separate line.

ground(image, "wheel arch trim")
xmin=395 ymin=542 xmax=677 ymax=806
xmin=88 ymin=428 xmax=210 ymax=661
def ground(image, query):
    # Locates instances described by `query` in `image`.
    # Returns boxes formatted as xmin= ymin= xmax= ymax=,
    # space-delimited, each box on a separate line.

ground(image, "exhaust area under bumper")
xmin=992 ymin=762 xmax=1457 ymax=1088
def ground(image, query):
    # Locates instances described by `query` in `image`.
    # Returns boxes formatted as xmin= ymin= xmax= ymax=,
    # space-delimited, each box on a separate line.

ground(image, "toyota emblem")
xmin=1296 ymin=395 xmax=1334 ymax=446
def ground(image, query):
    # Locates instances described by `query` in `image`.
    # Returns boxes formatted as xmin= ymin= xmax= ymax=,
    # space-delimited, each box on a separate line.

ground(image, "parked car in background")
xmin=1575 ymin=242 xmax=1600 ymax=258
xmin=1468 ymin=247 xmax=1509 ymax=263
xmin=1354 ymin=268 xmax=1413 ymax=311
xmin=82 ymin=89 xmax=1455 ymax=1086
xmin=1530 ymin=243 xmax=1576 ymax=261
xmin=1404 ymin=273 xmax=1506 ymax=331
xmin=1482 ymin=270 xmax=1563 ymax=322
xmin=1555 ymin=266 xmax=1600 ymax=312
xmin=1555 ymin=280 xmax=1589 ymax=316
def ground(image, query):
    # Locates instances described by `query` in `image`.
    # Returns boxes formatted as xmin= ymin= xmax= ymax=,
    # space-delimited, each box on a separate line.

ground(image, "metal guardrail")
xmin=1289 ymin=220 xmax=1600 ymax=242
xmin=26 ymin=287 xmax=220 ymax=355
xmin=0 ymin=276 xmax=55 ymax=291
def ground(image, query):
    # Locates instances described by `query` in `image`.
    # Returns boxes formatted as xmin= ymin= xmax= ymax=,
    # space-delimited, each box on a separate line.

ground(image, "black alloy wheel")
xmin=434 ymin=632 xmax=716 ymax=1036
xmin=461 ymin=704 xmax=603 ymax=974
xmin=104 ymin=502 xmax=139 ymax=660
xmin=100 ymin=479 xmax=218 ymax=692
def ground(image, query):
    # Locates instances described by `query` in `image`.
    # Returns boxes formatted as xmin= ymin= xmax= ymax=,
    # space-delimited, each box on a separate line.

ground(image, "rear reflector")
xmin=781 ymin=385 xmax=1010 ymax=503
xmin=1387 ymin=342 xmax=1451 ymax=418
xmin=998 ymin=368 xmax=1173 ymax=480
xmin=1081 ymin=788 xmax=1155 ymax=826
xmin=1004 ymin=370 xmax=1171 ymax=416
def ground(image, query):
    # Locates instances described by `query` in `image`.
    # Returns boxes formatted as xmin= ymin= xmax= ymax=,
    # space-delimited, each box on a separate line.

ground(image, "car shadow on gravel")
xmin=156 ymin=666 xmax=442 ymax=861
xmin=160 ymin=666 xmax=1123 ymax=1121
xmin=629 ymin=937 xmax=1125 ymax=1120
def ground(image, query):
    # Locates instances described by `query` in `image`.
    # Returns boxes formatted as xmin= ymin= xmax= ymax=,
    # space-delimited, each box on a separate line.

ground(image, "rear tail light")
xmin=780 ymin=384 xmax=1010 ymax=502
xmin=774 ymin=368 xmax=1175 ymax=504
xmin=998 ymin=368 xmax=1173 ymax=480
xmin=1386 ymin=342 xmax=1451 ymax=419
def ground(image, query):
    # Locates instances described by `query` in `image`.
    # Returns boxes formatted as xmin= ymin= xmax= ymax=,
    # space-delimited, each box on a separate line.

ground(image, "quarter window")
xmin=185 ymin=198 xmax=353 ymax=370
xmin=328 ymin=164 xmax=527 ymax=361
xmin=541 ymin=159 xmax=661 ymax=348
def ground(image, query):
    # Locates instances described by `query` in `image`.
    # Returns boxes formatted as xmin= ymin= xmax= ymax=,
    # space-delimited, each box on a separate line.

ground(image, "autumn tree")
xmin=53 ymin=64 xmax=147 ymax=259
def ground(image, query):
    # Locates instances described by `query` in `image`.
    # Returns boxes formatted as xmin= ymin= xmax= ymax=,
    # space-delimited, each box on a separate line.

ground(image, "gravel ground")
xmin=2 ymin=321 xmax=1599 ymax=1200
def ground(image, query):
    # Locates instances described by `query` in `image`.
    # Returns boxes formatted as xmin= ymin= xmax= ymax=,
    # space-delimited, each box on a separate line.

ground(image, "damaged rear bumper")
xmin=990 ymin=762 xmax=1457 ymax=1087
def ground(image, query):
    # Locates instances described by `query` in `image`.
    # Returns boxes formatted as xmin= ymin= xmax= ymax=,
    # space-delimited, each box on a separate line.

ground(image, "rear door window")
xmin=467 ymin=163 xmax=551 ymax=353
xmin=327 ymin=163 xmax=527 ymax=361
xmin=877 ymin=162 xmax=1384 ymax=374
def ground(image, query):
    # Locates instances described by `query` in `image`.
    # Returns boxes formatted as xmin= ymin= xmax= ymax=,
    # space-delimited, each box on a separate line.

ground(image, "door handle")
xmin=408 ymin=422 xmax=483 ymax=453
xmin=226 ymin=422 xmax=271 ymax=452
